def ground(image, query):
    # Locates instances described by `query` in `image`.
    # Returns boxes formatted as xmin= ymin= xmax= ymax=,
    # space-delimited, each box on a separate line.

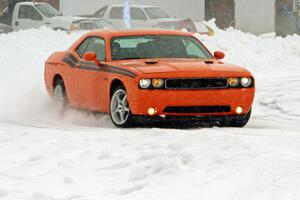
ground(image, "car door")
xmin=14 ymin=5 xmax=44 ymax=31
xmin=74 ymin=36 xmax=107 ymax=111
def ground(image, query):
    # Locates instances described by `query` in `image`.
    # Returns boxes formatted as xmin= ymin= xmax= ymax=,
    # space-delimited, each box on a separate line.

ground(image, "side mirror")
xmin=214 ymin=51 xmax=225 ymax=60
xmin=83 ymin=52 xmax=100 ymax=66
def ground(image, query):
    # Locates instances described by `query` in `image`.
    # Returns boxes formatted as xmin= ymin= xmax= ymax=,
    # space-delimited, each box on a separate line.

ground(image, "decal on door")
xmin=62 ymin=54 xmax=137 ymax=78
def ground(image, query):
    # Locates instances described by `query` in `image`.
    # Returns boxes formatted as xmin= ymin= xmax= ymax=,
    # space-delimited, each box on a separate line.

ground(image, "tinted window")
xmin=131 ymin=8 xmax=147 ymax=20
xmin=185 ymin=40 xmax=207 ymax=58
xmin=35 ymin=4 xmax=60 ymax=18
xmin=109 ymin=7 xmax=123 ymax=19
xmin=76 ymin=38 xmax=92 ymax=57
xmin=111 ymin=35 xmax=212 ymax=60
xmin=76 ymin=37 xmax=106 ymax=61
xmin=85 ymin=38 xmax=106 ymax=61
xmin=94 ymin=5 xmax=108 ymax=17
xmin=109 ymin=7 xmax=147 ymax=20
xmin=144 ymin=7 xmax=169 ymax=19
xmin=18 ymin=5 xmax=42 ymax=20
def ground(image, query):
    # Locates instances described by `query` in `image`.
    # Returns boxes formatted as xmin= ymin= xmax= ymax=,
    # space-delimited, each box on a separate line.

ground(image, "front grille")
xmin=165 ymin=78 xmax=228 ymax=89
xmin=163 ymin=106 xmax=231 ymax=114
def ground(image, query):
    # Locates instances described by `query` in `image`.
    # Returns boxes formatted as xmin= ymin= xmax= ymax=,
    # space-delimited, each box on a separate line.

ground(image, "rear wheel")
xmin=110 ymin=87 xmax=133 ymax=128
xmin=220 ymin=109 xmax=252 ymax=127
xmin=53 ymin=79 xmax=68 ymax=111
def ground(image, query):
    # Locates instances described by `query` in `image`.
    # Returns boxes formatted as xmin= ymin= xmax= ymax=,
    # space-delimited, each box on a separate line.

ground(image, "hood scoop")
xmin=204 ymin=60 xmax=214 ymax=64
xmin=145 ymin=60 xmax=158 ymax=65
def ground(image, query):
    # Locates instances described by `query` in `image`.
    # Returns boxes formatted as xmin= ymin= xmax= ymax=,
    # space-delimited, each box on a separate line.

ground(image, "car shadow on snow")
xmin=131 ymin=116 xmax=221 ymax=129
xmin=61 ymin=108 xmax=226 ymax=129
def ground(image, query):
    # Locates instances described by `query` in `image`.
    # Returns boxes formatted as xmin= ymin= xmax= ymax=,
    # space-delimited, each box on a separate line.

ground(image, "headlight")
xmin=139 ymin=79 xmax=151 ymax=89
xmin=240 ymin=77 xmax=252 ymax=88
xmin=152 ymin=79 xmax=164 ymax=88
xmin=228 ymin=78 xmax=240 ymax=87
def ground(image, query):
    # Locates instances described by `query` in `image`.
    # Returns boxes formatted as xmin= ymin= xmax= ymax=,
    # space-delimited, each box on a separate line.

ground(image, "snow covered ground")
xmin=0 ymin=24 xmax=300 ymax=200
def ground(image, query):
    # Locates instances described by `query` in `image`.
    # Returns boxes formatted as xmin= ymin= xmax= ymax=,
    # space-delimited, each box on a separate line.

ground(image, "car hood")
xmin=49 ymin=16 xmax=85 ymax=23
xmin=155 ymin=18 xmax=183 ymax=22
xmin=114 ymin=59 xmax=252 ymax=77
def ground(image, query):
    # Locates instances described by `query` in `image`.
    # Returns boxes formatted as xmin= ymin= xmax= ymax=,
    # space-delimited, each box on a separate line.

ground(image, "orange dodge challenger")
xmin=45 ymin=29 xmax=255 ymax=127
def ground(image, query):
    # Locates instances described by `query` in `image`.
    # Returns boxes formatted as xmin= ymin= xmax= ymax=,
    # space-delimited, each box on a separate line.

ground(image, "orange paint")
xmin=45 ymin=29 xmax=255 ymax=117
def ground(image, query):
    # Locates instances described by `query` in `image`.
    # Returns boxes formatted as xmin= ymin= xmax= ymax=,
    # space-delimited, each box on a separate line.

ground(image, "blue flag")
xmin=123 ymin=0 xmax=131 ymax=28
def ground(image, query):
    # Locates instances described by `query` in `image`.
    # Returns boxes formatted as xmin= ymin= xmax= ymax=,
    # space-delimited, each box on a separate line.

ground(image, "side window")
xmin=76 ymin=37 xmax=106 ymax=61
xmin=131 ymin=8 xmax=147 ymax=20
xmin=18 ymin=5 xmax=42 ymax=20
xmin=94 ymin=5 xmax=108 ymax=18
xmin=76 ymin=38 xmax=92 ymax=57
xmin=85 ymin=38 xmax=106 ymax=61
xmin=109 ymin=7 xmax=123 ymax=19
xmin=109 ymin=7 xmax=147 ymax=20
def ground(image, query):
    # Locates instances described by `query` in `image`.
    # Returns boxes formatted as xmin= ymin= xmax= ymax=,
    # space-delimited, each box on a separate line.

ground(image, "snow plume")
xmin=0 ymin=28 xmax=110 ymax=127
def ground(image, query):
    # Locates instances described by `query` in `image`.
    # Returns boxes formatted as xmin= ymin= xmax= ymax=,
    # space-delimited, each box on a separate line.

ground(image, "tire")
xmin=110 ymin=86 xmax=134 ymax=128
xmin=220 ymin=109 xmax=252 ymax=128
xmin=53 ymin=79 xmax=68 ymax=111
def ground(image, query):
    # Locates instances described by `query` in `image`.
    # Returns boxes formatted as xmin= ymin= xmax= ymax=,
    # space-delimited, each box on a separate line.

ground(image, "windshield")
xmin=111 ymin=35 xmax=212 ymax=61
xmin=144 ymin=7 xmax=169 ymax=19
xmin=35 ymin=4 xmax=61 ymax=18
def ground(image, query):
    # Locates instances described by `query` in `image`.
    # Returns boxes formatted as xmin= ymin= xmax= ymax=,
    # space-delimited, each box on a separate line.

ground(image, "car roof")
xmin=89 ymin=28 xmax=193 ymax=38
xmin=16 ymin=2 xmax=47 ymax=6
xmin=107 ymin=4 xmax=159 ymax=8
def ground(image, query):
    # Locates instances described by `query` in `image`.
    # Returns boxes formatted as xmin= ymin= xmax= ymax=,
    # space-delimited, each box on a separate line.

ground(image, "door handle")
xmin=15 ymin=21 xmax=19 ymax=26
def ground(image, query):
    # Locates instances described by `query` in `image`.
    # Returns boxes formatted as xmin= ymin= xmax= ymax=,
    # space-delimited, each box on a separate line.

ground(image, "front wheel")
xmin=220 ymin=109 xmax=252 ymax=127
xmin=53 ymin=79 xmax=68 ymax=111
xmin=110 ymin=87 xmax=134 ymax=128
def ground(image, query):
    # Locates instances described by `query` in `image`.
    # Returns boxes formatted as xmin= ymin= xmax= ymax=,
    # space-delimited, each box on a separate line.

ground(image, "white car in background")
xmin=11 ymin=2 xmax=86 ymax=32
xmin=81 ymin=4 xmax=179 ymax=28
xmin=0 ymin=2 xmax=98 ymax=32
xmin=154 ymin=19 xmax=215 ymax=36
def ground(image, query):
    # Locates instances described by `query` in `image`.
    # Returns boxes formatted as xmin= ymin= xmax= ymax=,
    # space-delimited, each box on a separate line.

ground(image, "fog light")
xmin=228 ymin=78 xmax=239 ymax=87
xmin=236 ymin=107 xmax=243 ymax=114
xmin=152 ymin=79 xmax=164 ymax=88
xmin=148 ymin=108 xmax=156 ymax=116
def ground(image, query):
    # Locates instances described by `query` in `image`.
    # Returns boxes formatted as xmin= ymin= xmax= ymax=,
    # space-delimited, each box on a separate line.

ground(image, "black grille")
xmin=163 ymin=106 xmax=231 ymax=114
xmin=165 ymin=78 xmax=228 ymax=89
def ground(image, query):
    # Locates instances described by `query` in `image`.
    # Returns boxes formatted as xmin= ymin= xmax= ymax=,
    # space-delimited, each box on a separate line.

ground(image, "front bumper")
xmin=128 ymin=88 xmax=255 ymax=116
